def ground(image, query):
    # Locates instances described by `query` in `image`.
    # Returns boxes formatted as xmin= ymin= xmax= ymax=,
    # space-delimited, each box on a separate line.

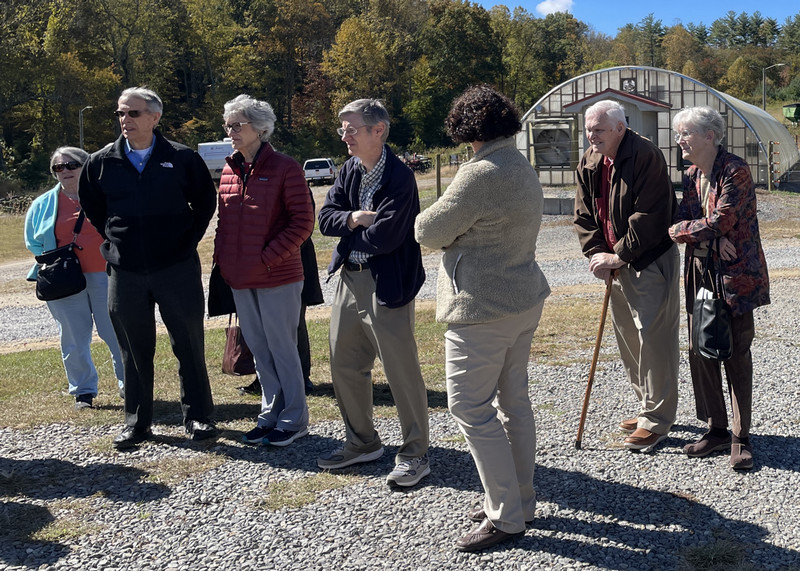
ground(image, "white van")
xmin=198 ymin=139 xmax=234 ymax=178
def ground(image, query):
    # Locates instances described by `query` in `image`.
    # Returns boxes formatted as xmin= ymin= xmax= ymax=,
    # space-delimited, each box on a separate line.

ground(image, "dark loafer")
xmin=730 ymin=437 xmax=753 ymax=470
xmin=456 ymin=518 xmax=524 ymax=552
xmin=237 ymin=378 xmax=261 ymax=396
xmin=113 ymin=426 xmax=152 ymax=449
xmin=187 ymin=420 xmax=218 ymax=441
xmin=683 ymin=432 xmax=731 ymax=457
xmin=467 ymin=508 xmax=534 ymax=526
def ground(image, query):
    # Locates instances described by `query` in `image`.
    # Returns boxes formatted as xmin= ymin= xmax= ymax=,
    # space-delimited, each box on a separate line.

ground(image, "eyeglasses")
xmin=674 ymin=130 xmax=697 ymax=143
xmin=113 ymin=110 xmax=146 ymax=118
xmin=222 ymin=122 xmax=251 ymax=133
xmin=51 ymin=161 xmax=82 ymax=173
xmin=337 ymin=124 xmax=367 ymax=137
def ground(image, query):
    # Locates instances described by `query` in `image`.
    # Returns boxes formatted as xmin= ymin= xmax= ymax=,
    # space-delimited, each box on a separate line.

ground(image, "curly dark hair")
xmin=444 ymin=85 xmax=522 ymax=144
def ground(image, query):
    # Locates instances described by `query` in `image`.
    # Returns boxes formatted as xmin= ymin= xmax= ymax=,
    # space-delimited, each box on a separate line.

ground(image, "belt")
xmin=344 ymin=261 xmax=370 ymax=272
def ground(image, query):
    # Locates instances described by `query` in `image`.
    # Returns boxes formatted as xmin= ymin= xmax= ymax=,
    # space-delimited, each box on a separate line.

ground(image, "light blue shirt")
xmin=125 ymin=134 xmax=156 ymax=173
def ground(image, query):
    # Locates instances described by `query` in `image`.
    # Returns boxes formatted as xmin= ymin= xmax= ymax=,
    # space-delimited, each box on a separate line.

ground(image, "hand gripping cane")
xmin=574 ymin=276 xmax=613 ymax=450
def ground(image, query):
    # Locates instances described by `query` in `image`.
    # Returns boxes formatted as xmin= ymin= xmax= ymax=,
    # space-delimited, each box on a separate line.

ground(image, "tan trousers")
xmin=445 ymin=302 xmax=545 ymax=534
xmin=609 ymin=244 xmax=680 ymax=434
xmin=329 ymin=267 xmax=429 ymax=461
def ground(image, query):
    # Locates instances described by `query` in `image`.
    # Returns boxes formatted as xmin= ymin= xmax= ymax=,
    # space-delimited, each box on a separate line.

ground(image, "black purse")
xmin=691 ymin=239 xmax=733 ymax=361
xmin=34 ymin=210 xmax=87 ymax=301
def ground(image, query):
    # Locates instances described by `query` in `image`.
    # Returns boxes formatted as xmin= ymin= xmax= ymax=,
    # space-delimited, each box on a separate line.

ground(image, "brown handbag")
xmin=222 ymin=314 xmax=256 ymax=375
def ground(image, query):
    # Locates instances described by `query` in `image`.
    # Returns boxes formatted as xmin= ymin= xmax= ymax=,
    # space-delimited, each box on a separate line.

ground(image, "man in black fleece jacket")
xmin=79 ymin=87 xmax=217 ymax=449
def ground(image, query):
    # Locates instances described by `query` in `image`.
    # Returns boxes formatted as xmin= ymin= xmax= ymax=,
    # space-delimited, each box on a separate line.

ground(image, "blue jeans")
xmin=46 ymin=271 xmax=124 ymax=397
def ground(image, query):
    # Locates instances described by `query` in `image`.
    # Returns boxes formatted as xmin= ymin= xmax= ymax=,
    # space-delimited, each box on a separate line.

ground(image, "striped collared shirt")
xmin=349 ymin=146 xmax=386 ymax=264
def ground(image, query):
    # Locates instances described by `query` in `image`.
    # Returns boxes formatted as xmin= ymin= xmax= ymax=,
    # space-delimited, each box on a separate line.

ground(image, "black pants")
xmin=109 ymin=253 xmax=214 ymax=430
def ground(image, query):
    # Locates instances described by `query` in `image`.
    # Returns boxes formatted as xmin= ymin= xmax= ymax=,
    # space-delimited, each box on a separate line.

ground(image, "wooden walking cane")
xmin=574 ymin=275 xmax=614 ymax=450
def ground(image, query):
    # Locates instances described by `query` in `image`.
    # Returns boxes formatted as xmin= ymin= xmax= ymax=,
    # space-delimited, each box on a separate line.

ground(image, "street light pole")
xmin=762 ymin=63 xmax=787 ymax=110
xmin=79 ymin=105 xmax=92 ymax=149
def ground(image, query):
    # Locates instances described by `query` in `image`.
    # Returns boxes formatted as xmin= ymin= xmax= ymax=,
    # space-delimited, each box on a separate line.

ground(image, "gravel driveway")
xmin=1 ymin=192 xmax=799 ymax=570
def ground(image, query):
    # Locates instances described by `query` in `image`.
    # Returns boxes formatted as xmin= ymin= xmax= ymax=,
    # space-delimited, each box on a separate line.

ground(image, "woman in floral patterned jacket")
xmin=669 ymin=106 xmax=770 ymax=471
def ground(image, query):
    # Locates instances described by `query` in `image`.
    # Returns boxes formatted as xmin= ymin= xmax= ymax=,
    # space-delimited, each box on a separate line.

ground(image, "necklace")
xmin=61 ymin=190 xmax=80 ymax=209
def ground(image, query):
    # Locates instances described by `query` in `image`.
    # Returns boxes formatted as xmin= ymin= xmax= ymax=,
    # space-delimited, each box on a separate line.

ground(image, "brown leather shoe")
xmin=623 ymin=428 xmax=667 ymax=453
xmin=456 ymin=518 xmax=524 ymax=552
xmin=730 ymin=436 xmax=753 ymax=470
xmin=619 ymin=417 xmax=638 ymax=433
xmin=467 ymin=508 xmax=534 ymax=525
xmin=683 ymin=432 xmax=731 ymax=457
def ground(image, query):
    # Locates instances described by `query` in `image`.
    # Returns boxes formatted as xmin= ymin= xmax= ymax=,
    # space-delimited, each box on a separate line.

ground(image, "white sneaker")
xmin=386 ymin=454 xmax=431 ymax=488
xmin=317 ymin=445 xmax=384 ymax=469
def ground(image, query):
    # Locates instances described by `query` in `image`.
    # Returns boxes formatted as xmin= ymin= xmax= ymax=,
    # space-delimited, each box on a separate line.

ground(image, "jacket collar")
xmin=106 ymin=129 xmax=170 ymax=161
xmin=226 ymin=142 xmax=274 ymax=174
xmin=471 ymin=137 xmax=515 ymax=161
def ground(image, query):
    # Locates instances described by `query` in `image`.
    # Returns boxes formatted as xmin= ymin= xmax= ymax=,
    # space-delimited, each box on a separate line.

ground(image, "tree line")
xmin=2 ymin=0 xmax=799 ymax=191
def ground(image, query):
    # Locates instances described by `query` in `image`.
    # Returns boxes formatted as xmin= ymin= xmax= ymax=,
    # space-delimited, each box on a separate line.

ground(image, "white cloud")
xmin=535 ymin=0 xmax=574 ymax=16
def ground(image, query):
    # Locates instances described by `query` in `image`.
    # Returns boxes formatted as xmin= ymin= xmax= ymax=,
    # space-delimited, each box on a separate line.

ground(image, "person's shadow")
xmin=0 ymin=457 xmax=170 ymax=567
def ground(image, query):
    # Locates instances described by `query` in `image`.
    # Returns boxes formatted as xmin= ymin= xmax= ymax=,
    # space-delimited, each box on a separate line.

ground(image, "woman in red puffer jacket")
xmin=214 ymin=94 xmax=314 ymax=448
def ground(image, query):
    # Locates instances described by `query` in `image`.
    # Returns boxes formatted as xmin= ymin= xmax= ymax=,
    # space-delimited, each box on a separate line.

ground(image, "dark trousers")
xmin=109 ymin=253 xmax=214 ymax=430
xmin=297 ymin=304 xmax=311 ymax=382
xmin=687 ymin=256 xmax=754 ymax=438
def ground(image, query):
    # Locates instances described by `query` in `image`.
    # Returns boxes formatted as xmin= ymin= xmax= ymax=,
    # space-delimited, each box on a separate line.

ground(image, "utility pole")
xmin=79 ymin=106 xmax=93 ymax=149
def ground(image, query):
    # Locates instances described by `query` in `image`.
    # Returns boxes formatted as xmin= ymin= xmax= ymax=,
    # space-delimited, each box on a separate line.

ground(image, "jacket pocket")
xmin=450 ymin=252 xmax=463 ymax=295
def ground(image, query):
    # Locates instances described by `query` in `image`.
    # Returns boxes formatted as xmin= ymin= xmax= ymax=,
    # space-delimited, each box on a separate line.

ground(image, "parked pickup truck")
xmin=303 ymin=158 xmax=337 ymax=185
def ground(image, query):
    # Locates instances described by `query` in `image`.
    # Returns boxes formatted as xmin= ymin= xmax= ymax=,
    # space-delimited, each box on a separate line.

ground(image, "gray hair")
xmin=339 ymin=99 xmax=390 ymax=142
xmin=119 ymin=86 xmax=163 ymax=114
xmin=585 ymin=100 xmax=628 ymax=127
xmin=673 ymin=106 xmax=725 ymax=147
xmin=50 ymin=146 xmax=90 ymax=179
xmin=223 ymin=94 xmax=276 ymax=142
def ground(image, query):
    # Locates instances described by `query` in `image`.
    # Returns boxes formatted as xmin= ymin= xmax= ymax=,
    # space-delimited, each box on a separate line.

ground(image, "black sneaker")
xmin=113 ymin=426 xmax=152 ymax=449
xmin=242 ymin=425 xmax=272 ymax=445
xmin=264 ymin=427 xmax=308 ymax=447
xmin=74 ymin=394 xmax=93 ymax=410
xmin=187 ymin=420 xmax=218 ymax=441
xmin=237 ymin=378 xmax=261 ymax=396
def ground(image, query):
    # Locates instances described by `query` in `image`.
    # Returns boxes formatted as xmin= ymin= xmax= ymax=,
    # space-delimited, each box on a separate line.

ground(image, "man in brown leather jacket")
xmin=574 ymin=100 xmax=680 ymax=453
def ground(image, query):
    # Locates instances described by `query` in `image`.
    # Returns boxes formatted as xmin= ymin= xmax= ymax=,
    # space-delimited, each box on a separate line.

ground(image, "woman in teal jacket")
xmin=25 ymin=147 xmax=124 ymax=409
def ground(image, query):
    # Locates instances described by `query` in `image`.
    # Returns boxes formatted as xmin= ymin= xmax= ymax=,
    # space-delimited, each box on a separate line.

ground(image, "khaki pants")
xmin=329 ymin=267 xmax=429 ymax=461
xmin=445 ymin=302 xmax=545 ymax=534
xmin=609 ymin=244 xmax=680 ymax=434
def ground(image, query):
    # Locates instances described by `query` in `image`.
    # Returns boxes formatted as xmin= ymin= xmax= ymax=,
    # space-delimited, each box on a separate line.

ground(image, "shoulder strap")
xmin=71 ymin=210 xmax=86 ymax=242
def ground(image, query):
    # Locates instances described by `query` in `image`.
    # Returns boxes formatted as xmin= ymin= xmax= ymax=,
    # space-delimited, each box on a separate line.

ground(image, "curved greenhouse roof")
xmin=517 ymin=66 xmax=800 ymax=188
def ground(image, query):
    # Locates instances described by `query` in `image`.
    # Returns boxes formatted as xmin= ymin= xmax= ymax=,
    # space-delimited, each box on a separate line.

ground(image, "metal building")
xmin=518 ymin=65 xmax=800 ymax=187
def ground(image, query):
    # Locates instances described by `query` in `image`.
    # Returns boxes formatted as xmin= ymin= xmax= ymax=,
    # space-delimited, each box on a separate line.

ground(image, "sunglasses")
xmin=222 ymin=121 xmax=251 ymax=133
xmin=113 ymin=110 xmax=146 ymax=118
xmin=51 ymin=161 xmax=82 ymax=173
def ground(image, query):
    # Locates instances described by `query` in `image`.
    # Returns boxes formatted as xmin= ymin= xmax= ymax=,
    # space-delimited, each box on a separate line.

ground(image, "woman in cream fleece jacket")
xmin=415 ymin=85 xmax=550 ymax=552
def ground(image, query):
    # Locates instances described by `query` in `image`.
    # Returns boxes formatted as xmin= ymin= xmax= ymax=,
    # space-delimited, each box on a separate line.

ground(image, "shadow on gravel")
xmin=0 ymin=457 xmax=170 ymax=567
xmin=529 ymin=464 xmax=800 ymax=569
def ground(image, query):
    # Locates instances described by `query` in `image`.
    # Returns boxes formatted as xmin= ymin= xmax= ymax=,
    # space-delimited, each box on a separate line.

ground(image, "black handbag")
xmin=691 ymin=239 xmax=733 ymax=361
xmin=34 ymin=211 xmax=87 ymax=301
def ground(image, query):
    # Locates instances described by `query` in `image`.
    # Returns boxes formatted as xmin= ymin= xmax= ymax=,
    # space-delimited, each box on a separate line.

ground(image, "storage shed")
xmin=518 ymin=66 xmax=800 ymax=187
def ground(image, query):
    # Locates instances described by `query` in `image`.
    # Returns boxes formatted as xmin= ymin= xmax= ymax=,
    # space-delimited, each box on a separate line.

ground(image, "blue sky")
xmin=476 ymin=0 xmax=798 ymax=37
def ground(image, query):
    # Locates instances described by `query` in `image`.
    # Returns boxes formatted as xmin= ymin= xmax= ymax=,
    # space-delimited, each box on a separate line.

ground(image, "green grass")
xmin=0 ymin=215 xmax=28 ymax=263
